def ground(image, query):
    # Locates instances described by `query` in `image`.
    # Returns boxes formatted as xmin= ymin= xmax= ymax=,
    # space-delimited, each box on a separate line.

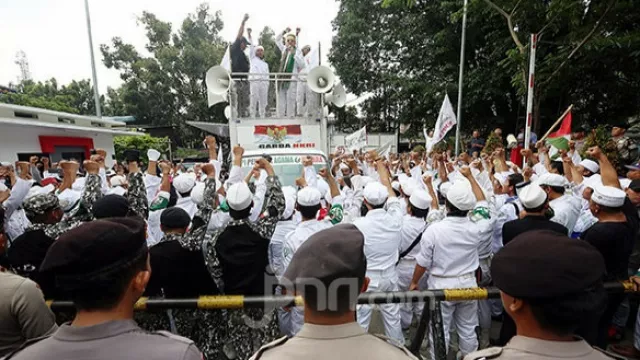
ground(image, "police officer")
xmin=464 ymin=230 xmax=612 ymax=360
xmin=251 ymin=224 xmax=417 ymax=360
xmin=5 ymin=217 xmax=203 ymax=360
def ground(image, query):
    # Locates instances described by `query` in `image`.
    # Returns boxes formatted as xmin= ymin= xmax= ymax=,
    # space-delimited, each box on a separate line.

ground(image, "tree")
xmin=113 ymin=134 xmax=169 ymax=163
xmin=100 ymin=3 xmax=228 ymax=144
xmin=0 ymin=78 xmax=104 ymax=115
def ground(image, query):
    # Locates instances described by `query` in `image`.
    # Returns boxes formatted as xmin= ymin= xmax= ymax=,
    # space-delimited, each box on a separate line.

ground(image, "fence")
xmin=48 ymin=281 xmax=635 ymax=360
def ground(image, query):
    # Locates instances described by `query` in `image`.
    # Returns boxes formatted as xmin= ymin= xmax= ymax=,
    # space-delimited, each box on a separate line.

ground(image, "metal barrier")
xmin=47 ymin=281 xmax=635 ymax=359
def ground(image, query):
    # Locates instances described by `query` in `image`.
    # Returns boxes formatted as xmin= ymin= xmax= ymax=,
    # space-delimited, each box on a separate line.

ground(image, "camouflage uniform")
xmin=193 ymin=175 xmax=285 ymax=360
xmin=127 ymin=172 xmax=149 ymax=219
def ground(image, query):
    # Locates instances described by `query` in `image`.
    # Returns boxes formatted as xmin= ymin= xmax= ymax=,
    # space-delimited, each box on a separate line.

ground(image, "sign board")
xmin=345 ymin=126 xmax=367 ymax=151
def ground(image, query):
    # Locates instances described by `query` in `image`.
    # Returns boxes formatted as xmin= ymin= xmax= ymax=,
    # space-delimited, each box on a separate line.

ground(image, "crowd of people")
xmin=1 ymin=127 xmax=640 ymax=359
xmin=229 ymin=14 xmax=321 ymax=119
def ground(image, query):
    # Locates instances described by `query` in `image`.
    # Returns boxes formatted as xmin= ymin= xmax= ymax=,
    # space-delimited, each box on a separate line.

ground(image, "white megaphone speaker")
xmin=205 ymin=66 xmax=231 ymax=95
xmin=325 ymin=83 xmax=347 ymax=108
xmin=307 ymin=65 xmax=335 ymax=94
xmin=224 ymin=105 xmax=231 ymax=120
xmin=207 ymin=90 xmax=227 ymax=107
xmin=506 ymin=134 xmax=518 ymax=149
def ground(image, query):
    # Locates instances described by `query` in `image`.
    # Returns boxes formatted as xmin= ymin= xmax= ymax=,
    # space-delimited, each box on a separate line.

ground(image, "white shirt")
xmin=144 ymin=174 xmax=162 ymax=204
xmin=276 ymin=40 xmax=305 ymax=76
xmin=207 ymin=211 xmax=231 ymax=232
xmin=176 ymin=196 xmax=197 ymax=219
xmin=549 ymin=194 xmax=582 ymax=235
xmin=283 ymin=219 xmax=333 ymax=272
xmin=353 ymin=197 xmax=404 ymax=271
xmin=399 ymin=215 xmax=427 ymax=261
xmin=271 ymin=219 xmax=297 ymax=279
xmin=3 ymin=178 xmax=33 ymax=241
xmin=492 ymin=197 xmax=520 ymax=254
xmin=416 ymin=201 xmax=494 ymax=277
xmin=249 ymin=41 xmax=269 ymax=81
xmin=573 ymin=199 xmax=598 ymax=234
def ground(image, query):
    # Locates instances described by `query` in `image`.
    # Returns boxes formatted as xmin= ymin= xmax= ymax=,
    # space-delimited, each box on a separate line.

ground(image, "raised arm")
xmin=236 ymin=14 xmax=249 ymax=41
xmin=125 ymin=157 xmax=149 ymax=219
xmin=587 ymin=146 xmax=620 ymax=189
xmin=460 ymin=166 xmax=486 ymax=202
xmin=247 ymin=27 xmax=256 ymax=59
xmin=255 ymin=158 xmax=285 ymax=240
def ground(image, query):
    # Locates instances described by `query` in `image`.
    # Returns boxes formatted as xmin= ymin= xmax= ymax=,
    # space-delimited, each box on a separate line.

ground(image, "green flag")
xmin=546 ymin=136 xmax=570 ymax=151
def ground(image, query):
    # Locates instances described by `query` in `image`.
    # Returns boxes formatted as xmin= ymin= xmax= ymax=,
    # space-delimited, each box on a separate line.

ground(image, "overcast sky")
xmin=0 ymin=0 xmax=340 ymax=95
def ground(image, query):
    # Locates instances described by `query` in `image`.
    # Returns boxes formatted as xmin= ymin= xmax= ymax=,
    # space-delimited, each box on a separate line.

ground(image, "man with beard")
xmin=247 ymin=27 xmax=270 ymax=118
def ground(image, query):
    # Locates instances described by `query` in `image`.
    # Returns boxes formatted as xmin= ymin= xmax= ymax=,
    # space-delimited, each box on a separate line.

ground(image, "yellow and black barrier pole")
xmin=47 ymin=281 xmax=634 ymax=359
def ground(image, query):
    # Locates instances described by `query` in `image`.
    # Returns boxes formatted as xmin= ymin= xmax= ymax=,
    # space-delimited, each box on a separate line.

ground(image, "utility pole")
xmin=454 ymin=0 xmax=468 ymax=156
xmin=84 ymin=0 xmax=102 ymax=117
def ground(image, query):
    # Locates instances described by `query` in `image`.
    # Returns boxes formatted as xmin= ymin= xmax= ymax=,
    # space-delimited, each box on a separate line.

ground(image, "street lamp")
xmin=84 ymin=0 xmax=102 ymax=117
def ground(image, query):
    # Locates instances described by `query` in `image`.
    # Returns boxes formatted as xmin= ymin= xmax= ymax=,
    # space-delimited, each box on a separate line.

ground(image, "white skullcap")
xmin=147 ymin=149 xmax=161 ymax=162
xmin=446 ymin=180 xmax=476 ymax=211
xmin=536 ymin=173 xmax=568 ymax=188
xmin=57 ymin=189 xmax=81 ymax=212
xmin=173 ymin=174 xmax=197 ymax=194
xmin=190 ymin=182 xmax=206 ymax=205
xmin=409 ymin=191 xmax=432 ymax=210
xmin=316 ymin=178 xmax=329 ymax=199
xmin=226 ymin=182 xmax=253 ymax=211
xmin=620 ymin=178 xmax=632 ymax=190
xmin=518 ymin=183 xmax=547 ymax=209
xmin=580 ymin=159 xmax=600 ymax=174
xmin=339 ymin=162 xmax=349 ymax=171
xmin=282 ymin=186 xmax=297 ymax=219
xmin=0 ymin=183 xmax=7 ymax=192
xmin=400 ymin=180 xmax=416 ymax=197
xmin=439 ymin=182 xmax=452 ymax=198
xmin=25 ymin=184 xmax=55 ymax=200
xmin=256 ymin=45 xmax=265 ymax=51
xmin=363 ymin=182 xmax=389 ymax=206
xmin=391 ymin=181 xmax=401 ymax=192
xmin=592 ymin=185 xmax=626 ymax=207
xmin=583 ymin=174 xmax=603 ymax=190
xmin=297 ymin=186 xmax=322 ymax=207
xmin=106 ymin=186 xmax=127 ymax=197
xmin=110 ymin=175 xmax=127 ymax=187
xmin=285 ymin=32 xmax=297 ymax=39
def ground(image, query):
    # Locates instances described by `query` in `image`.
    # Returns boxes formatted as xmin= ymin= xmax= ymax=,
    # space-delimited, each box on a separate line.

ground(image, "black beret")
xmin=492 ymin=230 xmax=605 ymax=299
xmin=283 ymin=224 xmax=366 ymax=287
xmin=40 ymin=217 xmax=147 ymax=284
xmin=160 ymin=207 xmax=191 ymax=229
xmin=93 ymin=194 xmax=130 ymax=219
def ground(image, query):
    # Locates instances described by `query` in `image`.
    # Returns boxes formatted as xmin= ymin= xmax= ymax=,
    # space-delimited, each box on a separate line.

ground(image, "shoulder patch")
xmin=463 ymin=347 xmax=503 ymax=360
xmin=251 ymin=336 xmax=289 ymax=360
xmin=154 ymin=330 xmax=195 ymax=345
xmin=371 ymin=334 xmax=418 ymax=359
xmin=3 ymin=335 xmax=50 ymax=360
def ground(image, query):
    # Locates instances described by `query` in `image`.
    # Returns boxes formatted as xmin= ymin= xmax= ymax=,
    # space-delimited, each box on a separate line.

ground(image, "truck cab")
xmin=241 ymin=148 xmax=329 ymax=188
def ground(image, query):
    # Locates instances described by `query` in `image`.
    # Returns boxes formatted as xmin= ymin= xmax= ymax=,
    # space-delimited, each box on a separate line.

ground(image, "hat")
xmin=302 ymin=45 xmax=311 ymax=52
xmin=226 ymin=182 xmax=253 ymax=211
xmin=297 ymin=187 xmax=322 ymax=206
xmin=438 ymin=182 xmax=452 ymax=198
xmin=110 ymin=175 xmax=127 ymax=187
xmin=190 ymin=182 xmax=206 ymax=205
xmin=240 ymin=36 xmax=251 ymax=45
xmin=626 ymin=162 xmax=640 ymax=171
xmin=92 ymin=195 xmax=130 ymax=219
xmin=446 ymin=180 xmax=476 ymax=211
xmin=492 ymin=230 xmax=605 ymax=298
xmin=391 ymin=181 xmax=401 ymax=192
xmin=23 ymin=193 xmax=60 ymax=217
xmin=25 ymin=184 xmax=55 ymax=200
xmin=173 ymin=174 xmax=197 ymax=194
xmin=57 ymin=189 xmax=81 ymax=212
xmin=515 ymin=181 xmax=531 ymax=197
xmin=283 ymin=224 xmax=366 ymax=287
xmin=518 ymin=183 xmax=547 ymax=209
xmin=592 ymin=185 xmax=626 ymax=207
xmin=620 ymin=178 xmax=632 ymax=190
xmin=282 ymin=186 xmax=297 ymax=219
xmin=316 ymin=178 xmax=329 ymax=199
xmin=579 ymin=159 xmax=599 ymax=174
xmin=160 ymin=207 xmax=191 ymax=230
xmin=629 ymin=179 xmax=640 ymax=193
xmin=400 ymin=180 xmax=415 ymax=197
xmin=40 ymin=217 xmax=148 ymax=286
xmin=536 ymin=173 xmax=568 ymax=188
xmin=363 ymin=182 xmax=388 ymax=206
xmin=409 ymin=191 xmax=432 ymax=210
xmin=285 ymin=32 xmax=296 ymax=40
xmin=582 ymin=174 xmax=603 ymax=190
xmin=256 ymin=45 xmax=264 ymax=51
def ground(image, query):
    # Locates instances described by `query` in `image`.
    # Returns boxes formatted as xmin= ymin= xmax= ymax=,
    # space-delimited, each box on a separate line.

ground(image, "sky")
xmin=0 ymin=0 xmax=341 ymax=95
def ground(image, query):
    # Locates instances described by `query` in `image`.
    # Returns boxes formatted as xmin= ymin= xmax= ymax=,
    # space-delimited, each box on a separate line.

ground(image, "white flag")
xmin=345 ymin=126 xmax=367 ymax=151
xmin=376 ymin=141 xmax=393 ymax=159
xmin=427 ymin=94 xmax=457 ymax=152
xmin=221 ymin=45 xmax=231 ymax=71
xmin=423 ymin=126 xmax=433 ymax=152
xmin=305 ymin=47 xmax=320 ymax=72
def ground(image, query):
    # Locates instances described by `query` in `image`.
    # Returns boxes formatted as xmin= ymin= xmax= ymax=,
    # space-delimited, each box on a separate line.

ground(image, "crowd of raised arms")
xmin=1 ymin=122 xmax=640 ymax=360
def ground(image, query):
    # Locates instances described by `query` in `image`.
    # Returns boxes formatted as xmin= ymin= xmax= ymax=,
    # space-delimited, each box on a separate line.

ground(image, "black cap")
xmin=629 ymin=179 xmax=640 ymax=193
xmin=160 ymin=207 xmax=191 ymax=230
xmin=492 ymin=230 xmax=605 ymax=299
xmin=123 ymin=149 xmax=140 ymax=163
xmin=40 ymin=217 xmax=147 ymax=285
xmin=240 ymin=36 xmax=251 ymax=45
xmin=283 ymin=224 xmax=366 ymax=287
xmin=93 ymin=195 xmax=130 ymax=219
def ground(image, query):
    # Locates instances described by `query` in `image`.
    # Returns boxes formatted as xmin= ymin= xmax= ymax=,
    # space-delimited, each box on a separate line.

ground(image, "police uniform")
xmin=464 ymin=230 xmax=612 ymax=360
xmin=6 ymin=217 xmax=204 ymax=360
xmin=353 ymin=182 xmax=405 ymax=345
xmin=252 ymin=224 xmax=417 ymax=360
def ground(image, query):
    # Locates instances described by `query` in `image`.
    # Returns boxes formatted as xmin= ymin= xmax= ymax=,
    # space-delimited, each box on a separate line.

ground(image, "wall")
xmin=0 ymin=124 xmax=117 ymax=167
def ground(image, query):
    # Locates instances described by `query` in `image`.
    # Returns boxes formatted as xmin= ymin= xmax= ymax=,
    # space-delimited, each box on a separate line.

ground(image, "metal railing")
xmin=47 ymin=281 xmax=635 ymax=359
xmin=223 ymin=72 xmax=323 ymax=121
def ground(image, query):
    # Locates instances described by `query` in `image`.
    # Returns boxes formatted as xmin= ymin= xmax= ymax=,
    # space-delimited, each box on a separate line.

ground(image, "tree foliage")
xmin=113 ymin=134 xmax=169 ymax=163
xmin=332 ymin=0 xmax=640 ymax=138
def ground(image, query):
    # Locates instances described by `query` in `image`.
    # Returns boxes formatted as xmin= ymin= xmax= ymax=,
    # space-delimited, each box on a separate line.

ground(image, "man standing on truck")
xmin=247 ymin=27 xmax=269 ymax=118
xmin=277 ymin=28 xmax=305 ymax=117
xmin=230 ymin=14 xmax=251 ymax=118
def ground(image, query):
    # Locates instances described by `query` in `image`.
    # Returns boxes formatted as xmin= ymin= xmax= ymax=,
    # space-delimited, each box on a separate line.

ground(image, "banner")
xmin=254 ymin=125 xmax=302 ymax=144
xmin=221 ymin=45 xmax=231 ymax=71
xmin=345 ymin=126 xmax=367 ymax=151
xmin=427 ymin=94 xmax=457 ymax=152
xmin=305 ymin=46 xmax=320 ymax=72
xmin=376 ymin=141 xmax=394 ymax=159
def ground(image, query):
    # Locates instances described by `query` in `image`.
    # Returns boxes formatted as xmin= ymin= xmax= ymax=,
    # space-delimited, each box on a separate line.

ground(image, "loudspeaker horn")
xmin=325 ymin=83 xmax=347 ymax=108
xmin=205 ymin=66 xmax=231 ymax=95
xmin=207 ymin=90 xmax=226 ymax=107
xmin=307 ymin=65 xmax=335 ymax=94
xmin=224 ymin=105 xmax=231 ymax=120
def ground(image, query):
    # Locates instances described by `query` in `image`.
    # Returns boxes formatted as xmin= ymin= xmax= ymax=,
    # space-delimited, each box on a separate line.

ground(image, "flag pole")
xmin=84 ymin=0 xmax=102 ymax=117
xmin=524 ymin=34 xmax=537 ymax=154
xmin=539 ymin=104 xmax=574 ymax=143
xmin=454 ymin=0 xmax=468 ymax=157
